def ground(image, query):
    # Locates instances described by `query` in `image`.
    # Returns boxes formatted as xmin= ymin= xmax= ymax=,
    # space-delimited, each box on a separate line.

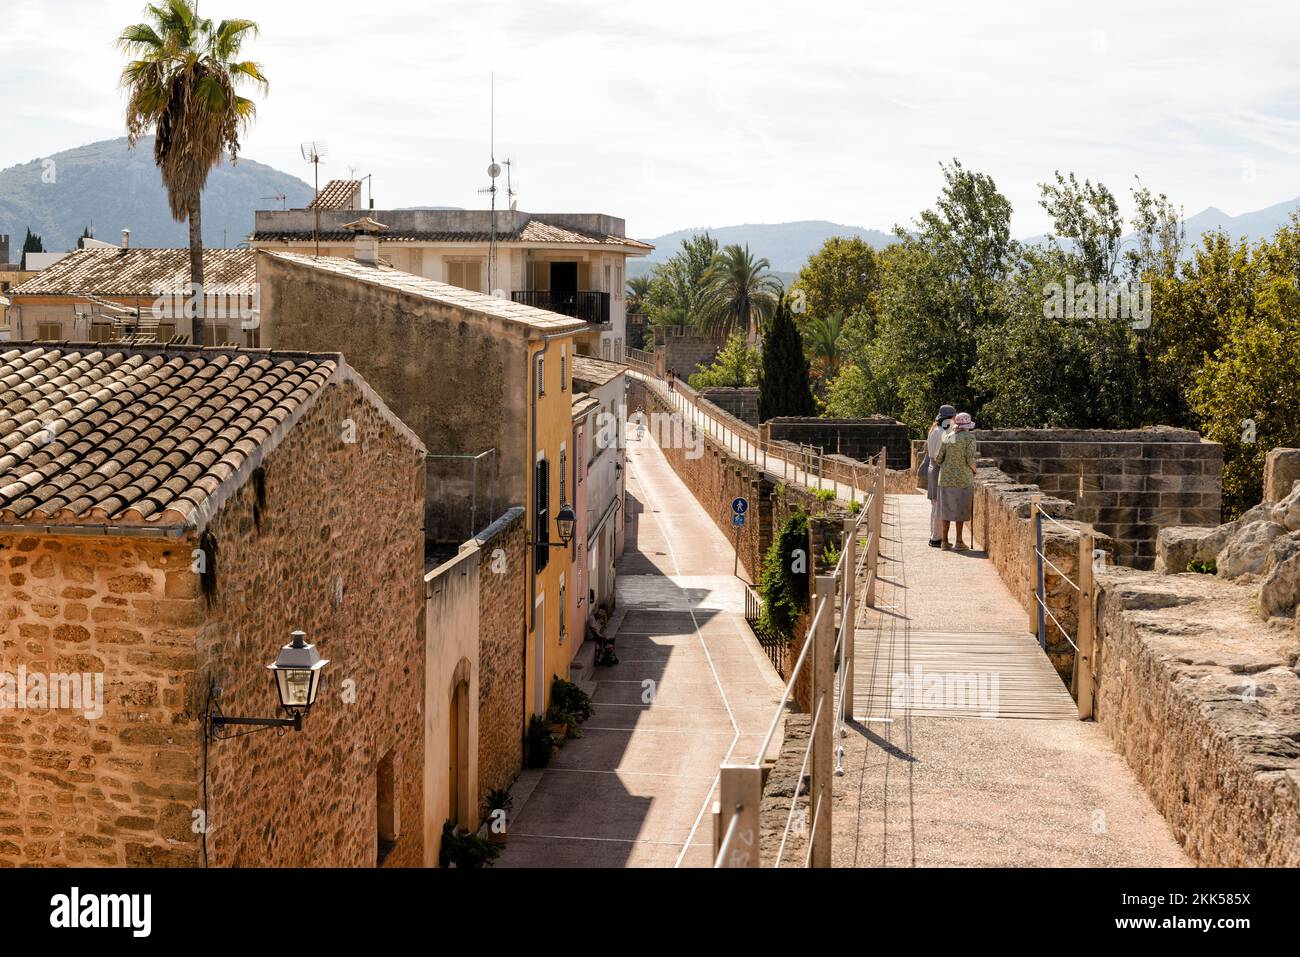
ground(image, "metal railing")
xmin=512 ymin=289 xmax=611 ymax=326
xmin=1030 ymin=495 xmax=1099 ymax=719
xmin=715 ymin=447 xmax=886 ymax=868
xmin=743 ymin=583 xmax=787 ymax=679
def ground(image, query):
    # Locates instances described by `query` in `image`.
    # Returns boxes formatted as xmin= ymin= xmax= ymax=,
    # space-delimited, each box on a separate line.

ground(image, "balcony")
xmin=512 ymin=290 xmax=610 ymax=328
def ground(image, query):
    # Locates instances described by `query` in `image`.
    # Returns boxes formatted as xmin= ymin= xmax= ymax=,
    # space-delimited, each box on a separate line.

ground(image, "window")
xmin=559 ymin=444 xmax=567 ymax=505
xmin=37 ymin=322 xmax=60 ymax=340
xmin=601 ymin=339 xmax=611 ymax=360
xmin=534 ymin=457 xmax=550 ymax=572
xmin=560 ymin=346 xmax=568 ymax=392
xmin=89 ymin=323 xmax=114 ymax=343
xmin=157 ymin=321 xmax=176 ymax=342
xmin=604 ymin=264 xmax=612 ymax=293
xmin=206 ymin=324 xmax=230 ymax=346
xmin=377 ymin=749 xmax=397 ymax=865
xmin=615 ymin=338 xmax=623 ymax=361
xmin=447 ymin=260 xmax=484 ymax=292
xmin=536 ymin=355 xmax=545 ymax=397
xmin=616 ymin=264 xmax=624 ymax=299
xmin=558 ymin=574 xmax=567 ymax=643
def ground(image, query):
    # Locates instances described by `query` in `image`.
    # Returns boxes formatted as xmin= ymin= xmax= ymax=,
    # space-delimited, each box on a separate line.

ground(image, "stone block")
xmin=1264 ymin=449 xmax=1300 ymax=504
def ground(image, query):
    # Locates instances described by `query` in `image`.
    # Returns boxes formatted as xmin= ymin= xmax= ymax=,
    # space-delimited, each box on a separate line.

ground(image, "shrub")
xmin=526 ymin=714 xmax=558 ymax=767
xmin=758 ymin=512 xmax=809 ymax=641
xmin=440 ymin=821 xmax=501 ymax=868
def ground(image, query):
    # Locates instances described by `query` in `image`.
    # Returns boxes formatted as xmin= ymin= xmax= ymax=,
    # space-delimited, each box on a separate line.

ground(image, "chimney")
xmin=121 ymin=228 xmax=130 ymax=249
xmin=341 ymin=216 xmax=388 ymax=266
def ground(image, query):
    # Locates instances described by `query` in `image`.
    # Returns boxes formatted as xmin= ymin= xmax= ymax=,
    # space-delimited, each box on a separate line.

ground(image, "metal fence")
xmin=743 ymin=583 xmax=786 ymax=679
xmin=1030 ymin=496 xmax=1098 ymax=719
xmin=715 ymin=448 xmax=885 ymax=868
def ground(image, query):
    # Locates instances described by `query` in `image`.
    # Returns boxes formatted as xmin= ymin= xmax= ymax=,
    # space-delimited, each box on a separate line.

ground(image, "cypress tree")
xmin=758 ymin=293 xmax=816 ymax=420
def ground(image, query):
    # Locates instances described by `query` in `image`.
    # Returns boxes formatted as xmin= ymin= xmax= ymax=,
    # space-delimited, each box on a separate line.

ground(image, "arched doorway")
xmin=448 ymin=659 xmax=471 ymax=827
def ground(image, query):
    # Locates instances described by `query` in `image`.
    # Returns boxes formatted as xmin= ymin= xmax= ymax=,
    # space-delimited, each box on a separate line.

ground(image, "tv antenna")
xmin=476 ymin=74 xmax=502 ymax=293
xmin=261 ymin=193 xmax=287 ymax=210
xmin=504 ymin=158 xmax=517 ymax=212
xmin=301 ymin=140 xmax=329 ymax=256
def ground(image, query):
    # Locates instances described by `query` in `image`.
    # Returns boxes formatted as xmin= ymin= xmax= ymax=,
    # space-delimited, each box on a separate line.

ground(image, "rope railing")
xmin=1030 ymin=496 xmax=1100 ymax=720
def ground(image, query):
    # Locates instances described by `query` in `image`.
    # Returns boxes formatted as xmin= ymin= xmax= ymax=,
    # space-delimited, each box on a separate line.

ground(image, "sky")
xmin=4 ymin=0 xmax=1300 ymax=239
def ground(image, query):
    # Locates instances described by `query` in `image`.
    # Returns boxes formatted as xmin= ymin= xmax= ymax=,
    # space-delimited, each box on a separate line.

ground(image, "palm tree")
xmin=804 ymin=311 xmax=846 ymax=385
xmin=626 ymin=275 xmax=652 ymax=319
xmin=700 ymin=243 xmax=781 ymax=341
xmin=119 ymin=0 xmax=267 ymax=344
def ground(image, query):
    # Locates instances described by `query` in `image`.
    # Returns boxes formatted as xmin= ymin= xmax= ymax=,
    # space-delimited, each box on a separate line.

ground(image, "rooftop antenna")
xmin=476 ymin=74 xmax=500 ymax=294
xmin=504 ymin=158 xmax=517 ymax=213
xmin=301 ymin=140 xmax=329 ymax=257
xmin=260 ymin=193 xmax=287 ymax=209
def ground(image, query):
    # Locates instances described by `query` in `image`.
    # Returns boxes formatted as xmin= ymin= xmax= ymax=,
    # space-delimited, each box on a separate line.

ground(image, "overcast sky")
xmin=3 ymin=0 xmax=1300 ymax=238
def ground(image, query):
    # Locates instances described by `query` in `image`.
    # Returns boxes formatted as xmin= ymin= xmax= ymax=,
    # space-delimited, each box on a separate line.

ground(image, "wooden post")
xmin=841 ymin=517 xmax=856 ymax=723
xmin=1076 ymin=530 xmax=1096 ymax=720
xmin=715 ymin=764 xmax=763 ymax=867
xmin=1028 ymin=494 xmax=1041 ymax=635
xmin=811 ymin=575 xmax=835 ymax=868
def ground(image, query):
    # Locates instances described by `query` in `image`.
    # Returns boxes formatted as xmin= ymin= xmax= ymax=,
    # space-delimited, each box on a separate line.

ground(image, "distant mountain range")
xmin=0 ymin=136 xmax=313 ymax=255
xmin=5 ymin=136 xmax=1299 ymax=277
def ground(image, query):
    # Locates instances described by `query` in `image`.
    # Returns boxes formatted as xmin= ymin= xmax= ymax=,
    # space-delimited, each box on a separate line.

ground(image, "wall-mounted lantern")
xmin=555 ymin=503 xmax=577 ymax=547
xmin=208 ymin=630 xmax=330 ymax=739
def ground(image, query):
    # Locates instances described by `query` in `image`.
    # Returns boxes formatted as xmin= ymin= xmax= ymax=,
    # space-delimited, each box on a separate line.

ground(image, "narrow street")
xmin=498 ymin=424 xmax=785 ymax=867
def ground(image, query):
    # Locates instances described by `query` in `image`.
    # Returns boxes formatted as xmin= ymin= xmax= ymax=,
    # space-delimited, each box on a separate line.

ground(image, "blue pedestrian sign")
xmin=731 ymin=497 xmax=749 ymax=516
xmin=732 ymin=512 xmax=746 ymax=527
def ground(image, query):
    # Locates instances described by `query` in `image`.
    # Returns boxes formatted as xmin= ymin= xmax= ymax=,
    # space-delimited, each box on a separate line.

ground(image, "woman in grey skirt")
xmin=925 ymin=404 xmax=956 ymax=547
xmin=934 ymin=412 xmax=978 ymax=550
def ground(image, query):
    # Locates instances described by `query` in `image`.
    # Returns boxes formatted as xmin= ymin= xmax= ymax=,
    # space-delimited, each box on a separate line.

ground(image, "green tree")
xmin=626 ymin=274 xmax=652 ymax=316
xmin=758 ymin=512 xmax=809 ymax=641
xmin=20 ymin=228 xmax=43 ymax=269
xmin=758 ymin=293 xmax=815 ymax=420
xmin=802 ymin=311 xmax=846 ymax=389
xmin=1189 ymin=219 xmax=1300 ymax=516
xmin=791 ymin=235 xmax=878 ymax=325
xmin=119 ymin=0 xmax=267 ymax=344
xmin=700 ymin=243 xmax=781 ymax=339
xmin=644 ymin=234 xmax=718 ymax=331
xmin=688 ymin=332 xmax=759 ymax=388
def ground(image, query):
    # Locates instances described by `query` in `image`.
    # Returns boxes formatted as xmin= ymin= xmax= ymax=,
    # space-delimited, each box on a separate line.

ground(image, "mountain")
xmin=632 ymin=220 xmax=895 ymax=279
xmin=0 ymin=136 xmax=314 ymax=254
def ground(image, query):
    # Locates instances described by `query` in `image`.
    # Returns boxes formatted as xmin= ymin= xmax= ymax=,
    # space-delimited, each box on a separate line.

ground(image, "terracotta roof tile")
xmin=11 ymin=248 xmax=256 ymax=298
xmin=0 ymin=343 xmax=341 ymax=531
xmin=253 ymin=218 xmax=654 ymax=251
xmin=308 ymin=180 xmax=362 ymax=210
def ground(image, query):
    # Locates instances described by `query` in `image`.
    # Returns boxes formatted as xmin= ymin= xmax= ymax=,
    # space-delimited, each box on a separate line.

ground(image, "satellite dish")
xmin=488 ymin=162 xmax=501 ymax=179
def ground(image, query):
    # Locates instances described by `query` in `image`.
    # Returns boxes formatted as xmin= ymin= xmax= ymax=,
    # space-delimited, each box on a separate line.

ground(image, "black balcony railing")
xmin=512 ymin=290 xmax=610 ymax=326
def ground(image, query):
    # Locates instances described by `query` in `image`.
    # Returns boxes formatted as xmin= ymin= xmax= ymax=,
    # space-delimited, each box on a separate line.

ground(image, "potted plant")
xmin=526 ymin=714 xmax=557 ymax=767
xmin=440 ymin=820 xmax=501 ymax=868
xmin=550 ymin=677 xmax=594 ymax=725
xmin=482 ymin=788 xmax=513 ymax=845
xmin=546 ymin=702 xmax=574 ymax=741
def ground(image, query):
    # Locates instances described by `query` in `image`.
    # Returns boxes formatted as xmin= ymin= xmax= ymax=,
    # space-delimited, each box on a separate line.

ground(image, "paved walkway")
xmin=835 ymin=493 xmax=1188 ymax=866
xmin=497 ymin=425 xmax=785 ymax=867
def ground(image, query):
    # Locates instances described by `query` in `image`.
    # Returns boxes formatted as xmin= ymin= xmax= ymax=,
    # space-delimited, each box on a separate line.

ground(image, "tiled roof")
xmin=308 ymin=179 xmax=362 ymax=210
xmin=252 ymin=219 xmax=654 ymax=251
xmin=11 ymin=248 xmax=256 ymax=297
xmin=572 ymin=393 xmax=600 ymax=420
xmin=0 ymin=342 xmax=420 ymax=533
xmin=264 ymin=252 xmax=590 ymax=334
xmin=572 ymin=355 xmax=627 ymax=388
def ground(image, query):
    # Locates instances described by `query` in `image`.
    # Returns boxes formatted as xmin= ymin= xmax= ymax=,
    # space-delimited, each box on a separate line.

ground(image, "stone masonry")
xmin=766 ymin=418 xmax=912 ymax=471
xmin=0 ymin=377 xmax=427 ymax=868
xmin=972 ymin=427 xmax=1222 ymax=570
xmin=475 ymin=510 xmax=525 ymax=814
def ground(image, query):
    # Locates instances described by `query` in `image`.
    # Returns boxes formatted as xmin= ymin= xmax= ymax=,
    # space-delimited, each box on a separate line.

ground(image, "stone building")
xmin=251 ymin=201 xmax=653 ymax=361
xmin=7 ymin=247 xmax=258 ymax=346
xmin=257 ymin=250 xmax=589 ymax=720
xmin=0 ymin=342 xmax=427 ymax=867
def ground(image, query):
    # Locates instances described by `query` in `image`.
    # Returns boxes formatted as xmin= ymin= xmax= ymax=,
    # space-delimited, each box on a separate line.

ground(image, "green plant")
xmin=849 ymin=498 xmax=861 ymax=514
xmin=526 ymin=714 xmax=558 ymax=767
xmin=821 ymin=541 xmax=841 ymax=568
xmin=758 ymin=513 xmax=810 ymax=641
xmin=1186 ymin=558 xmax=1217 ymax=575
xmin=550 ymin=676 xmax=594 ymax=724
xmin=440 ymin=820 xmax=500 ymax=868
xmin=546 ymin=702 xmax=582 ymax=739
xmin=814 ymin=488 xmax=836 ymax=504
xmin=483 ymin=788 xmax=513 ymax=816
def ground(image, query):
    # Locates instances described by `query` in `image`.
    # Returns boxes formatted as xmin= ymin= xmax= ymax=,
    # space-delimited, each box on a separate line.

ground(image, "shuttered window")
xmin=447 ymin=260 xmax=484 ymax=292
xmin=534 ymin=457 xmax=550 ymax=572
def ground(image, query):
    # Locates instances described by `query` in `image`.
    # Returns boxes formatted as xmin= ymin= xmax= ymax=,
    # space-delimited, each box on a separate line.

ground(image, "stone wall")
xmin=971 ymin=427 xmax=1222 ymax=570
xmin=972 ymin=464 xmax=1111 ymax=682
xmin=199 ymin=378 xmax=427 ymax=869
xmin=259 ymin=252 xmax=530 ymax=544
xmin=651 ymin=328 xmax=727 ymax=380
xmin=0 ymin=532 xmax=199 ymax=867
xmin=1092 ymin=568 xmax=1300 ymax=866
xmin=698 ymin=387 xmax=760 ymax=426
xmin=766 ymin=418 xmax=912 ymax=471
xmin=0 ymin=377 xmax=427 ymax=868
xmin=474 ymin=509 xmax=526 ymax=817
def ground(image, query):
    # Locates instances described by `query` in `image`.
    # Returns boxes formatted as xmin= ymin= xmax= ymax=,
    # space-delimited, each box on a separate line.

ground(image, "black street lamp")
xmin=555 ymin=503 xmax=577 ymax=546
xmin=208 ymin=630 xmax=330 ymax=739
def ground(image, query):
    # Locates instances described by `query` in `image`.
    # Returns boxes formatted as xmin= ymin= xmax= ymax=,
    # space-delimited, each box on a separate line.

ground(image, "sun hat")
xmin=954 ymin=412 xmax=975 ymax=431
xmin=935 ymin=404 xmax=956 ymax=422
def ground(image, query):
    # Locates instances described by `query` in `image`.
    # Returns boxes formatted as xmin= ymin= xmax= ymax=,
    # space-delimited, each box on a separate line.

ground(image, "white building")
xmin=251 ymin=180 xmax=653 ymax=360
xmin=572 ymin=355 xmax=628 ymax=610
